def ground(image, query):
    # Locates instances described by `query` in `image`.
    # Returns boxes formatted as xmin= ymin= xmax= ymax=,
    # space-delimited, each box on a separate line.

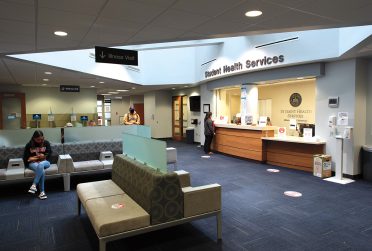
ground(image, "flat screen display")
xmin=80 ymin=116 xmax=88 ymax=121
xmin=189 ymin=96 xmax=200 ymax=112
xmin=32 ymin=114 xmax=41 ymax=120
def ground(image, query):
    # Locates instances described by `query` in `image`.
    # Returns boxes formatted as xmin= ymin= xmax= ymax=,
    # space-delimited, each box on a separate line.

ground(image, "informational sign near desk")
xmin=95 ymin=46 xmax=138 ymax=66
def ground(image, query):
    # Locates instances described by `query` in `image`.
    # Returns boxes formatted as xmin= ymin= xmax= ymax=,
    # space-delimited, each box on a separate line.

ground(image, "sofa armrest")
xmin=174 ymin=170 xmax=191 ymax=187
xmin=182 ymin=184 xmax=221 ymax=217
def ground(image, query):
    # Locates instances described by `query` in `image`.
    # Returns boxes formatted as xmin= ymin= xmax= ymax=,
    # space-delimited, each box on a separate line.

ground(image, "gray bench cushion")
xmin=74 ymin=160 xmax=103 ymax=172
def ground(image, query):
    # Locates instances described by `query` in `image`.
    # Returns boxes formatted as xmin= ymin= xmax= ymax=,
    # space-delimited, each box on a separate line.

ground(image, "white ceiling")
xmin=0 ymin=0 xmax=372 ymax=96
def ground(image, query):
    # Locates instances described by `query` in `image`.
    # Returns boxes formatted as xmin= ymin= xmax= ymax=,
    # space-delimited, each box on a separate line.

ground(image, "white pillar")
xmin=241 ymin=84 xmax=258 ymax=125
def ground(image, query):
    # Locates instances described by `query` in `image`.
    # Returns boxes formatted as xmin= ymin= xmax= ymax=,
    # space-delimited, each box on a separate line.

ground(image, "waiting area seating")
xmin=0 ymin=140 xmax=122 ymax=191
xmin=77 ymin=154 xmax=221 ymax=251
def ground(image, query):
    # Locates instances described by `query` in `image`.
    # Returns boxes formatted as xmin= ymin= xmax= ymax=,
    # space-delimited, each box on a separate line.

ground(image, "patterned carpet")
xmin=1 ymin=140 xmax=372 ymax=251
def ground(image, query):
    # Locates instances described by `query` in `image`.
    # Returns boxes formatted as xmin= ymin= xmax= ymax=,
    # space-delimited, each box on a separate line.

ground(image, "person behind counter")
xmin=204 ymin=112 xmax=215 ymax=154
xmin=23 ymin=130 xmax=51 ymax=200
xmin=123 ymin=106 xmax=140 ymax=125
xmin=266 ymin=117 xmax=272 ymax=126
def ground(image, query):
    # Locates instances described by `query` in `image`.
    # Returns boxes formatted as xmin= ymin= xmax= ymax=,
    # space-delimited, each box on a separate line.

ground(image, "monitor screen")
xmin=80 ymin=116 xmax=88 ymax=121
xmin=189 ymin=96 xmax=200 ymax=112
xmin=32 ymin=114 xmax=41 ymax=120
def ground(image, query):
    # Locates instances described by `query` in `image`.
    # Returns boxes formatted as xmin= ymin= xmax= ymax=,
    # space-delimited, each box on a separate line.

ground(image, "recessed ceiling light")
xmin=54 ymin=31 xmax=68 ymax=36
xmin=117 ymin=90 xmax=129 ymax=92
xmin=131 ymin=87 xmax=136 ymax=89
xmin=99 ymin=81 xmax=105 ymax=84
xmin=184 ymin=86 xmax=188 ymax=87
xmin=245 ymin=10 xmax=262 ymax=17
xmin=44 ymin=71 xmax=52 ymax=75
xmin=90 ymin=85 xmax=95 ymax=88
xmin=171 ymin=88 xmax=176 ymax=90
xmin=43 ymin=78 xmax=49 ymax=81
xmin=42 ymin=83 xmax=47 ymax=86
xmin=109 ymin=92 xmax=119 ymax=94
xmin=101 ymin=93 xmax=112 ymax=96
xmin=297 ymin=77 xmax=305 ymax=80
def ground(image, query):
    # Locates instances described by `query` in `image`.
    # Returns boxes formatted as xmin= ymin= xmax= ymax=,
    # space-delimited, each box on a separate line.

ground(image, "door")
xmin=134 ymin=103 xmax=144 ymax=125
xmin=172 ymin=96 xmax=182 ymax=141
xmin=0 ymin=93 xmax=26 ymax=129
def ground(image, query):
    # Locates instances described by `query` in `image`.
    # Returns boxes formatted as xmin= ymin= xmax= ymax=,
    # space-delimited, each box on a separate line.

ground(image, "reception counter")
xmin=213 ymin=124 xmax=275 ymax=161
xmin=213 ymin=124 xmax=325 ymax=172
xmin=262 ymin=136 xmax=325 ymax=172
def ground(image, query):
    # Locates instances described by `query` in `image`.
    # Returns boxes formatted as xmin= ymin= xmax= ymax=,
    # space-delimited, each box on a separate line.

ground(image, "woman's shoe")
xmin=39 ymin=192 xmax=47 ymax=200
xmin=208 ymin=152 xmax=214 ymax=155
xmin=28 ymin=184 xmax=37 ymax=194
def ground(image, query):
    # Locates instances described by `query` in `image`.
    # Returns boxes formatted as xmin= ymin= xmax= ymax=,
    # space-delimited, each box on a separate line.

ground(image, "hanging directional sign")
xmin=95 ymin=46 xmax=138 ymax=66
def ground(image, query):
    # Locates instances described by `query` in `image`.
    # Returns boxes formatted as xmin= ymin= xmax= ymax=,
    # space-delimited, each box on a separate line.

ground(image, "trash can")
xmin=362 ymin=145 xmax=372 ymax=182
xmin=186 ymin=128 xmax=194 ymax=144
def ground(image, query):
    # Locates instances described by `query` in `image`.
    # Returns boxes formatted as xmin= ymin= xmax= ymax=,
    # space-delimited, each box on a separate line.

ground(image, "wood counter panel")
xmin=215 ymin=144 xmax=263 ymax=161
xmin=265 ymin=140 xmax=324 ymax=172
xmin=214 ymin=126 xmax=274 ymax=161
xmin=216 ymin=127 xmax=273 ymax=138
xmin=214 ymin=134 xmax=262 ymax=152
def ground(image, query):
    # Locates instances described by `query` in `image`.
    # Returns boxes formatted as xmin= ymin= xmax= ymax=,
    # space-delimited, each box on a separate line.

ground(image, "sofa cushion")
xmin=77 ymin=180 xmax=125 ymax=204
xmin=112 ymin=154 xmax=184 ymax=225
xmin=24 ymin=164 xmax=59 ymax=177
xmin=74 ymin=160 xmax=103 ymax=172
xmin=85 ymin=194 xmax=150 ymax=237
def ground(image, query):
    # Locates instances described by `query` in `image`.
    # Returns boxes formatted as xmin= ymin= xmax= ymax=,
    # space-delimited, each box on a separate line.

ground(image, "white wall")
xmin=200 ymin=84 xmax=216 ymax=145
xmin=0 ymin=86 xmax=97 ymax=114
xmin=316 ymin=59 xmax=359 ymax=175
xmin=366 ymin=60 xmax=372 ymax=145
xmin=144 ymin=91 xmax=172 ymax=138
xmin=111 ymin=99 xmax=129 ymax=125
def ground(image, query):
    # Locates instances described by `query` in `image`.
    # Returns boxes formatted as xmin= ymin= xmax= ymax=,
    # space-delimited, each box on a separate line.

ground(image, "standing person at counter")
xmin=123 ymin=106 xmax=140 ymax=125
xmin=204 ymin=112 xmax=215 ymax=154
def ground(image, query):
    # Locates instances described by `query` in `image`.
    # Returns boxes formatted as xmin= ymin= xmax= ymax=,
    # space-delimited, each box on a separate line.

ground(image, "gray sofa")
xmin=77 ymin=154 xmax=222 ymax=251
xmin=0 ymin=140 xmax=123 ymax=191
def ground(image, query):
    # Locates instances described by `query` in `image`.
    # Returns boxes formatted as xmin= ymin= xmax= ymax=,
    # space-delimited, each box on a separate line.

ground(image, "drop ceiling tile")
xmin=216 ymin=0 xmax=291 ymax=25
xmin=0 ymin=1 xmax=34 ymax=22
xmin=100 ymin=0 xmax=166 ymax=24
xmin=150 ymin=9 xmax=211 ymax=30
xmin=38 ymin=7 xmax=97 ymax=27
xmin=172 ymin=0 xmax=245 ymax=17
xmin=294 ymin=0 xmax=372 ymax=23
xmin=38 ymin=0 xmax=106 ymax=15
xmin=132 ymin=0 xmax=177 ymax=7
xmin=127 ymin=24 xmax=187 ymax=44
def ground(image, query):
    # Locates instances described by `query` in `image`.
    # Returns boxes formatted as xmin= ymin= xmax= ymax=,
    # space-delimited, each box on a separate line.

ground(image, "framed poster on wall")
xmin=203 ymin=104 xmax=210 ymax=113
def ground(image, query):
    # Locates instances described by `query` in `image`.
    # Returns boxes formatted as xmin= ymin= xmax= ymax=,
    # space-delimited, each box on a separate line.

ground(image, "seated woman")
xmin=23 ymin=130 xmax=52 ymax=200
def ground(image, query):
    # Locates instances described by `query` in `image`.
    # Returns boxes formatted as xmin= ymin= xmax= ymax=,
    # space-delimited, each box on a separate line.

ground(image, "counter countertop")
xmin=262 ymin=135 xmax=326 ymax=145
xmin=215 ymin=123 xmax=276 ymax=131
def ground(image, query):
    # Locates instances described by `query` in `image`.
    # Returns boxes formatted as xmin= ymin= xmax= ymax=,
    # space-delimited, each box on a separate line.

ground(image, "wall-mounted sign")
xmin=289 ymin=93 xmax=302 ymax=107
xmin=204 ymin=54 xmax=285 ymax=79
xmin=95 ymin=46 xmax=138 ymax=66
xmin=337 ymin=112 xmax=349 ymax=126
xmin=60 ymin=85 xmax=80 ymax=92
xmin=32 ymin=114 xmax=41 ymax=120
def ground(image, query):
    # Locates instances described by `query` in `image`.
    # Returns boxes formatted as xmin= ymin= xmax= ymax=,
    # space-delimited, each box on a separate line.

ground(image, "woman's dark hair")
xmin=204 ymin=112 xmax=212 ymax=122
xmin=29 ymin=130 xmax=44 ymax=146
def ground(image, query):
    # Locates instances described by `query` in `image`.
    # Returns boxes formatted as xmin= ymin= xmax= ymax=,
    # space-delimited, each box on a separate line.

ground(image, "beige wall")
xmin=258 ymin=79 xmax=316 ymax=128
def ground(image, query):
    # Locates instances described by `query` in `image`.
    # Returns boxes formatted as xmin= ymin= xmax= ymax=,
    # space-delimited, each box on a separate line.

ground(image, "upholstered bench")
xmin=77 ymin=154 xmax=222 ymax=251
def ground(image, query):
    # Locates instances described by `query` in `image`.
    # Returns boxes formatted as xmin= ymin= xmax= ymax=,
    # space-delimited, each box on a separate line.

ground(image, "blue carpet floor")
xmin=1 ymin=140 xmax=372 ymax=251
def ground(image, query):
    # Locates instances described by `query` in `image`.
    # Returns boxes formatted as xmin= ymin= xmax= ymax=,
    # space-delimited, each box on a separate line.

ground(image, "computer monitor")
xmin=80 ymin=115 xmax=88 ymax=121
xmin=32 ymin=114 xmax=41 ymax=120
xmin=297 ymin=123 xmax=315 ymax=137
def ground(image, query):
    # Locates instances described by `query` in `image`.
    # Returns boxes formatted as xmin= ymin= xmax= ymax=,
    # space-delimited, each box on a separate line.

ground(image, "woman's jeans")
xmin=28 ymin=161 xmax=50 ymax=192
